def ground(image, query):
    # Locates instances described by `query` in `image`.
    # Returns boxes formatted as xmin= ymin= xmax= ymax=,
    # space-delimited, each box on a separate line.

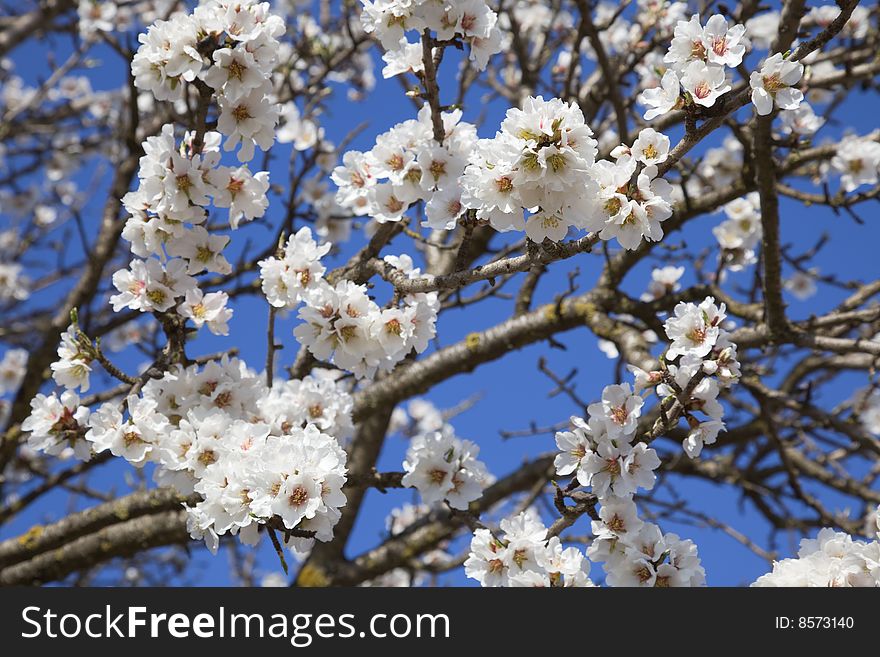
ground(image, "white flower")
xmin=642 ymin=265 xmax=684 ymax=300
xmin=424 ymin=187 xmax=466 ymax=230
xmin=713 ymin=194 xmax=763 ymax=271
xmin=587 ymin=383 xmax=644 ymax=440
xmin=581 ymin=440 xmax=630 ymax=498
xmin=0 ymin=348 xmax=27 ymax=395
xmin=369 ymin=183 xmax=409 ymax=223
xmin=22 ymin=390 xmax=91 ymax=460
xmin=702 ymin=14 xmax=748 ymax=68
xmin=664 ymin=296 xmax=727 ymax=360
xmin=401 ymin=430 xmax=490 ymax=510
xmin=750 ymin=53 xmax=804 ymax=116
xmin=464 ymin=528 xmax=509 ymax=587
xmin=178 ymin=288 xmax=233 ymax=335
xmin=276 ymin=103 xmax=322 ymax=151
xmin=606 ymin=553 xmax=658 ymax=587
xmin=831 ymin=135 xmax=880 ymax=193
xmin=681 ymin=61 xmax=730 ymax=107
xmin=753 ymin=526 xmax=880 ymax=587
xmin=467 ymin=24 xmax=503 ymax=71
xmin=208 ymin=166 xmax=270 ymax=229
xmin=554 ymin=416 xmax=601 ymax=486
xmin=784 ymin=271 xmax=818 ymax=301
xmin=258 ymin=226 xmax=330 ymax=308
xmin=595 ymin=496 xmax=644 ymax=538
xmin=381 ymin=38 xmax=424 ymax=78
xmin=627 ymin=364 xmax=664 ymax=393
xmin=169 ymin=226 xmax=232 ymax=275
xmin=597 ymin=339 xmax=619 ymax=359
xmin=332 ymin=151 xmax=376 ymax=216
xmin=465 ymin=510 xmax=594 ymax=587
xmin=631 ymin=128 xmax=670 ymax=166
xmin=272 ymin=470 xmax=324 ymax=530
xmin=84 ymin=402 xmax=125 ymax=457
xmin=217 ymin=87 xmax=279 ymax=162
xmin=525 ymin=212 xmax=570 ymax=242
xmin=78 ymin=0 xmax=117 ymax=39
xmin=664 ymin=14 xmax=707 ymax=71
xmin=639 ymin=69 xmax=681 ymax=120
xmin=779 ymin=103 xmax=825 ymax=136
xmin=621 ymin=442 xmax=661 ymax=492
xmin=682 ymin=419 xmax=724 ymax=458
xmin=110 ymin=259 xmax=177 ymax=313
xmin=203 ymin=47 xmax=266 ymax=101
xmin=50 ymin=325 xmax=92 ymax=392
xmin=746 ymin=11 xmax=780 ymax=50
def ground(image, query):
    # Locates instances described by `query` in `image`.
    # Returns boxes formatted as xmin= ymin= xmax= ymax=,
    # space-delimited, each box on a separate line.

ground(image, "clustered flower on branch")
xmin=27 ymin=355 xmax=355 ymax=553
xmin=331 ymin=104 xmax=476 ymax=225
xmin=712 ymin=193 xmax=762 ymax=273
xmin=638 ymin=13 xmax=805 ymax=119
xmin=465 ymin=294 xmax=741 ymax=587
xmin=401 ymin=425 xmax=491 ymax=510
xmin=360 ymin=0 xmax=503 ymax=73
xmin=389 ymin=397 xmax=494 ymax=510
xmin=259 ymin=234 xmax=440 ymax=379
xmin=334 ymin=95 xmax=676 ymax=250
xmin=753 ymin=525 xmax=880 ymax=587
xmin=465 ymin=509 xmax=594 ymax=587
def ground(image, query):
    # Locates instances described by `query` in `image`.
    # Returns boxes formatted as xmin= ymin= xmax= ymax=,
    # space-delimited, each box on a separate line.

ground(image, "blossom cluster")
xmin=463 ymin=294 xmax=742 ymax=587
xmin=21 ymin=389 xmax=93 ymax=461
xmin=23 ymin=356 xmax=355 ymax=553
xmin=259 ymin=231 xmax=440 ymax=379
xmin=639 ymin=14 xmax=744 ymax=117
xmin=259 ymin=227 xmax=331 ymax=308
xmin=113 ymin=124 xmax=258 ymax=334
xmin=360 ymin=0 xmax=503 ymax=73
xmin=332 ymin=94 xmax=679 ymax=249
xmin=132 ymin=0 xmax=282 ymax=162
xmin=401 ymin=427 xmax=491 ymax=510
xmin=331 ymin=104 xmax=476 ymax=226
xmin=113 ymin=2 xmax=289 ymax=342
xmin=753 ymin=523 xmax=880 ymax=587
xmin=35 ymin=0 xmax=338 ymax=530
xmin=553 ymin=397 xmax=704 ymax=586
xmin=459 ymin=95 xmax=600 ymax=241
xmin=558 ymin=295 xmax=740 ymax=585
xmin=713 ymin=192 xmax=762 ymax=272
xmin=749 ymin=53 xmax=804 ymax=116
xmin=660 ymin=296 xmax=741 ymax=457
xmin=392 ymin=397 xmax=493 ymax=512
xmin=464 ymin=509 xmax=594 ymax=587
xmin=587 ymin=128 xmax=674 ymax=249
xmin=638 ymin=13 xmax=803 ymax=119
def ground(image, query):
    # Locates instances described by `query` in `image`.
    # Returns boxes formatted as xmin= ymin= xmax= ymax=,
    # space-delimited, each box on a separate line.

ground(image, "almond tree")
xmin=1 ymin=0 xmax=879 ymax=588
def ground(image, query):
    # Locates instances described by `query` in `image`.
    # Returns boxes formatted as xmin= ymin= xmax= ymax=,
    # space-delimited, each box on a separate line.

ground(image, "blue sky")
xmin=1 ymin=2 xmax=878 ymax=586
